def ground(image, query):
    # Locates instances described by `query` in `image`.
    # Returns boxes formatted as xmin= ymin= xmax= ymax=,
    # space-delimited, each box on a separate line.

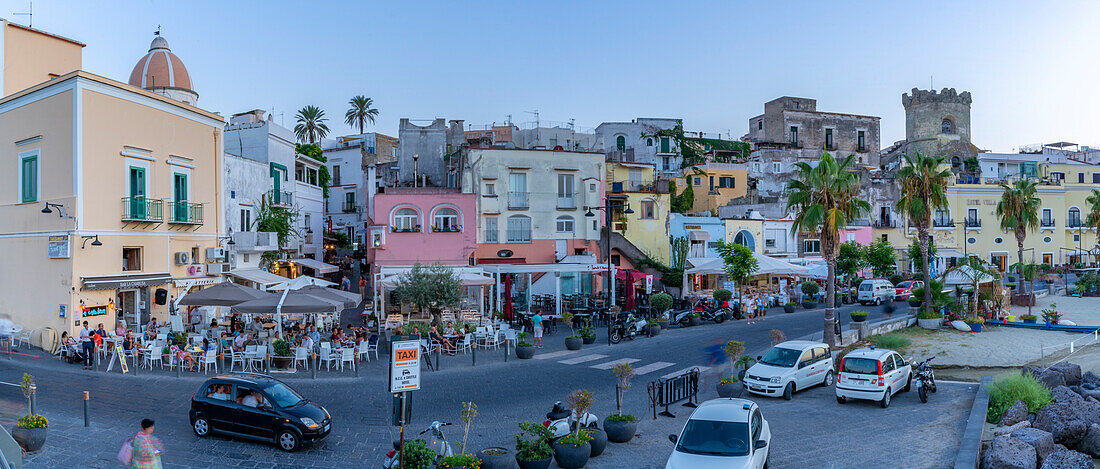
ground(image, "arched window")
xmin=1069 ymin=207 xmax=1082 ymax=227
xmin=733 ymin=230 xmax=755 ymax=251
xmin=646 ymin=138 xmax=653 ymax=146
xmin=433 ymin=207 xmax=459 ymax=232
xmin=556 ymin=215 xmax=575 ymax=233
xmin=393 ymin=207 xmax=419 ymax=232
xmin=507 ymin=215 xmax=532 ymax=242
xmin=951 ymin=156 xmax=961 ymax=168
xmin=941 ymin=118 xmax=953 ymax=134
xmin=616 ymin=136 xmax=626 ymax=152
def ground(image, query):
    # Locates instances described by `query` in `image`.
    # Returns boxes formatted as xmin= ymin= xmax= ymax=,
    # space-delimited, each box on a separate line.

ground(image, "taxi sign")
xmin=389 ymin=340 xmax=421 ymax=393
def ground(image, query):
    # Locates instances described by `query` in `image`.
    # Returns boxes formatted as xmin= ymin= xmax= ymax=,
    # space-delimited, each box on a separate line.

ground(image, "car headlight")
xmin=323 ymin=408 xmax=330 ymax=420
xmin=300 ymin=417 xmax=320 ymax=429
xmin=770 ymin=377 xmax=781 ymax=384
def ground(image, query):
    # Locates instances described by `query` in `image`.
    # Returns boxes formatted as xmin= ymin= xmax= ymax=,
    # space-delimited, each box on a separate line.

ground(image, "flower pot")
xmin=478 ymin=447 xmax=514 ymax=469
xmin=657 ymin=319 xmax=670 ymax=330
xmin=603 ymin=418 xmax=637 ymax=443
xmin=515 ymin=345 xmax=536 ymax=359
xmin=272 ymin=356 xmax=293 ymax=370
xmin=647 ymin=325 xmax=660 ymax=337
xmin=552 ymin=440 xmax=591 ymax=469
xmin=583 ymin=428 xmax=607 ymax=457
xmin=689 ymin=316 xmax=701 ymax=327
xmin=516 ymin=456 xmax=552 ymax=469
xmin=783 ymin=304 xmax=795 ymax=314
xmin=849 ymin=313 xmax=867 ymax=323
xmin=716 ymin=381 xmax=742 ymax=398
xmin=1022 ymin=318 xmax=1036 ymax=324
xmin=917 ymin=317 xmax=943 ymax=330
xmin=564 ymin=337 xmax=582 ymax=351
xmin=968 ymin=322 xmax=983 ymax=333
xmin=802 ymin=301 xmax=817 ymax=310
xmin=907 ymin=299 xmax=922 ymax=308
xmin=581 ymin=336 xmax=596 ymax=345
xmin=12 ymin=426 xmax=46 ymax=452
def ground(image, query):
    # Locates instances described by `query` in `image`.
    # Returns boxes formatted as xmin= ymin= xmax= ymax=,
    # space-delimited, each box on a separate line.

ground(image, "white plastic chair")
xmin=293 ymin=346 xmax=310 ymax=371
xmin=229 ymin=349 xmax=244 ymax=372
xmin=200 ymin=349 xmax=218 ymax=374
xmin=357 ymin=340 xmax=370 ymax=363
xmin=456 ymin=334 xmax=472 ymax=354
xmin=366 ymin=337 xmax=380 ymax=361
xmin=482 ymin=329 xmax=501 ymax=350
xmin=338 ymin=348 xmax=355 ymax=372
xmin=319 ymin=343 xmax=337 ymax=370
xmin=143 ymin=347 xmax=162 ymax=369
xmin=246 ymin=345 xmax=265 ymax=372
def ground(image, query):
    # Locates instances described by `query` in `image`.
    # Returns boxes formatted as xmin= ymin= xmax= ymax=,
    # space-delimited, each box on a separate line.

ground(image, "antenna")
xmin=526 ymin=110 xmax=539 ymax=146
xmin=930 ymin=75 xmax=933 ymax=90
xmin=155 ymin=25 xmax=161 ymax=36
xmin=13 ymin=2 xmax=32 ymax=28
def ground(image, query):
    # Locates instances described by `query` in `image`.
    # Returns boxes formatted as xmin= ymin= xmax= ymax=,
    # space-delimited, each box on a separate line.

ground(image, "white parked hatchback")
xmin=743 ymin=340 xmax=834 ymax=400
xmin=835 ymin=346 xmax=911 ymax=408
xmin=666 ymin=398 xmax=770 ymax=469
xmin=857 ymin=279 xmax=896 ymax=305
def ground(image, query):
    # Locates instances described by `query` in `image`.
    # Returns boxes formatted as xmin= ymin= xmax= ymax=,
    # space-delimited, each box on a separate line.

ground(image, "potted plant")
xmin=916 ymin=310 xmax=943 ymax=329
xmin=515 ymin=332 xmax=535 ymax=359
xmin=578 ymin=322 xmax=597 ymax=345
xmin=553 ymin=390 xmax=593 ymax=469
xmin=646 ymin=321 xmax=660 ymax=337
xmin=1020 ymin=314 xmax=1038 ymax=324
xmin=849 ymin=311 xmax=869 ymax=323
xmin=783 ymin=302 xmax=796 ymax=314
xmin=605 ymin=363 xmax=638 ymax=443
xmin=400 ymin=439 xmax=436 ymax=469
xmin=582 ymin=426 xmax=607 ymax=458
xmin=271 ymin=339 xmax=293 ymax=370
xmin=515 ymin=421 xmax=554 ymax=469
xmin=735 ymin=355 xmax=756 ymax=382
xmin=717 ymin=340 xmax=745 ymax=398
xmin=562 ymin=312 xmax=582 ymax=351
xmin=478 ymin=446 xmax=513 ymax=469
xmin=688 ymin=313 xmax=701 ymax=327
xmin=13 ymin=373 xmax=45 ymax=452
xmin=713 ymin=289 xmax=733 ymax=312
xmin=964 ymin=316 xmax=984 ymax=333
xmin=440 ymin=402 xmax=483 ymax=469
xmin=651 ymin=292 xmax=673 ymax=324
xmin=801 ymin=281 xmax=819 ymax=309
xmin=1041 ymin=302 xmax=1062 ymax=327
xmin=162 ymin=345 xmax=172 ymax=363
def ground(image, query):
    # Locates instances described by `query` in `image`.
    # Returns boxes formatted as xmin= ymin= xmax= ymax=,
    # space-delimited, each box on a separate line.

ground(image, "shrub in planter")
xmin=552 ymin=431 xmax=591 ymax=469
xmin=271 ymin=339 xmax=293 ymax=369
xmin=713 ymin=289 xmax=733 ymax=305
xmin=564 ymin=336 xmax=582 ymax=350
xmin=689 ymin=313 xmax=701 ymax=326
xmin=604 ymin=414 xmax=638 ymax=443
xmin=801 ymin=281 xmax=820 ymax=298
xmin=438 ymin=453 xmax=481 ymax=469
xmin=1041 ymin=302 xmax=1062 ymax=325
xmin=1020 ymin=314 xmax=1038 ymax=324
xmin=579 ymin=327 xmax=596 ymax=345
xmin=12 ymin=413 xmax=47 ymax=452
xmin=916 ymin=310 xmax=943 ymax=330
xmin=801 ymin=301 xmax=817 ymax=310
xmin=650 ymin=292 xmax=674 ymax=317
xmin=907 ymin=297 xmax=923 ymax=308
xmin=400 ymin=439 xmax=436 ymax=469
xmin=716 ymin=340 xmax=746 ymax=398
xmin=516 ymin=332 xmax=536 ymax=359
xmin=477 ymin=447 xmax=513 ymax=469
xmin=582 ymin=427 xmax=607 ymax=457
xmin=515 ymin=421 xmax=553 ymax=469
xmin=717 ymin=376 xmax=742 ymax=398
xmin=647 ymin=321 xmax=660 ymax=337
xmin=783 ymin=302 xmax=796 ymax=314
xmin=849 ymin=311 xmax=869 ymax=323
xmin=657 ymin=318 xmax=670 ymax=330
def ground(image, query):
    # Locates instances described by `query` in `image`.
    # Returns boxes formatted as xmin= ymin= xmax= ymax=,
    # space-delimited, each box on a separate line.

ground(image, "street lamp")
xmin=585 ymin=197 xmax=632 ymax=346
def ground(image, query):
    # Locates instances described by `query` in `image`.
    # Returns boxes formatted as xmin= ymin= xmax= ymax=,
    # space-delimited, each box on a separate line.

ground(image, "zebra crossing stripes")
xmin=558 ymin=354 xmax=608 ymax=365
xmin=533 ymin=350 xmax=578 ymax=360
xmin=661 ymin=366 xmax=709 ymax=379
xmin=631 ymin=361 xmax=675 ymax=375
xmin=590 ymin=358 xmax=639 ymax=370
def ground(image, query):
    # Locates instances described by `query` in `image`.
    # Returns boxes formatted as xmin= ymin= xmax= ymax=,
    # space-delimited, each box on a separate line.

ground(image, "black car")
xmin=189 ymin=373 xmax=331 ymax=452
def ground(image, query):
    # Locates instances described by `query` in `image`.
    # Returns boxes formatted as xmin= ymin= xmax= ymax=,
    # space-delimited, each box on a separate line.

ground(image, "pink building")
xmin=367 ymin=188 xmax=477 ymax=271
xmin=842 ymin=225 xmax=873 ymax=246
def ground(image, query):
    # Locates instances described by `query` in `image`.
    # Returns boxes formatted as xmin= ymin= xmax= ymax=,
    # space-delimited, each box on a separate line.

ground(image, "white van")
xmin=857 ymin=279 xmax=895 ymax=306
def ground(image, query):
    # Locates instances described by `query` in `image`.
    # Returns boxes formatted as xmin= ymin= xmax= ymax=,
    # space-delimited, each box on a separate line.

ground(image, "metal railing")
xmin=647 ymin=368 xmax=700 ymax=419
xmin=506 ymin=229 xmax=531 ymax=243
xmin=873 ymin=219 xmax=896 ymax=228
xmin=1041 ymin=218 xmax=1056 ymax=227
xmin=1068 ymin=219 xmax=1084 ymax=228
xmin=342 ymin=201 xmax=357 ymax=213
xmin=933 ymin=218 xmax=954 ymax=228
xmin=168 ymin=201 xmax=204 ymax=224
xmin=265 ymin=189 xmax=293 ymax=207
xmin=966 ymin=218 xmax=982 ymax=228
xmin=121 ymin=197 xmax=163 ymax=222
xmin=508 ymin=191 xmax=530 ymax=209
xmin=557 ymin=197 xmax=577 ymax=209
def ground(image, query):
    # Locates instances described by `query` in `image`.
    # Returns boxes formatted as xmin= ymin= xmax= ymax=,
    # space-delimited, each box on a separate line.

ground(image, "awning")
xmin=229 ymin=269 xmax=291 ymax=290
xmin=291 ymin=258 xmax=339 ymax=274
xmin=688 ymin=230 xmax=711 ymax=241
xmin=174 ymin=277 xmax=220 ymax=287
xmin=684 ymin=254 xmax=807 ymax=277
xmin=231 ymin=290 xmax=342 ymax=315
xmin=178 ymin=281 xmax=271 ymax=307
xmin=938 ymin=249 xmax=965 ymax=258
xmin=82 ymin=272 xmax=173 ymax=290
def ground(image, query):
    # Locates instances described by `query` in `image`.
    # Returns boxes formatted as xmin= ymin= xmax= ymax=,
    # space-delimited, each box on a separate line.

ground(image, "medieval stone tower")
xmin=901 ymin=88 xmax=976 ymax=164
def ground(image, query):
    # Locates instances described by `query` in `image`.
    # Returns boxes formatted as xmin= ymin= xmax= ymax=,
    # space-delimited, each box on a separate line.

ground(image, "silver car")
xmin=666 ymin=398 xmax=770 ymax=469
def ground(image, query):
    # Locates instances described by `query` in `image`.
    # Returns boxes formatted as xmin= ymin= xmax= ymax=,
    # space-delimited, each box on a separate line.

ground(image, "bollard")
xmin=312 ymin=353 xmax=317 ymax=379
xmin=83 ymin=391 xmax=90 ymax=427
xmin=503 ymin=339 xmax=508 ymax=362
xmin=472 ymin=344 xmax=477 ymax=367
xmin=29 ymin=384 xmax=36 ymax=415
xmin=434 ymin=350 xmax=441 ymax=371
xmin=176 ymin=357 xmax=181 ymax=378
xmin=356 ymin=356 xmax=361 ymax=377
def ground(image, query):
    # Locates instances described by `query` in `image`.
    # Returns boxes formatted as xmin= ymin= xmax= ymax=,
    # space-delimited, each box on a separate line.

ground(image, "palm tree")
xmin=895 ymin=152 xmax=952 ymax=316
xmin=293 ymin=105 xmax=330 ymax=144
xmin=1085 ymin=189 xmax=1100 ymax=246
xmin=997 ymin=179 xmax=1040 ymax=304
xmin=943 ymin=257 xmax=996 ymax=319
xmin=344 ymin=96 xmax=379 ymax=135
xmin=785 ymin=152 xmax=869 ymax=346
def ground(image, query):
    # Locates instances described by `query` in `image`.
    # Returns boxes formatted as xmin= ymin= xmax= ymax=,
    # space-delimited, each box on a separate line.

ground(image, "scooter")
xmin=698 ymin=306 xmax=727 ymax=324
xmin=912 ymin=356 xmax=937 ymax=403
xmin=543 ymin=401 xmax=599 ymax=439
xmin=383 ymin=421 xmax=454 ymax=468
xmin=609 ymin=313 xmax=645 ymax=344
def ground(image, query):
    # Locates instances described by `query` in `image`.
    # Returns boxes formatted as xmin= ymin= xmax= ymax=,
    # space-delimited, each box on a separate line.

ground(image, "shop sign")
xmin=48 ymin=235 xmax=70 ymax=259
xmin=82 ymin=305 xmax=108 ymax=317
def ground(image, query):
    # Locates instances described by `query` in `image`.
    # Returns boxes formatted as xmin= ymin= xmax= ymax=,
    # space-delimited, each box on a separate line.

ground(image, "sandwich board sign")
xmin=389 ymin=339 xmax=420 ymax=393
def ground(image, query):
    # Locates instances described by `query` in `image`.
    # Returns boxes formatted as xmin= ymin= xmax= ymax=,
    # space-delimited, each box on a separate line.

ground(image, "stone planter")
xmin=552 ymin=440 xmax=591 ymax=469
xmin=647 ymin=325 xmax=660 ymax=337
xmin=917 ymin=317 xmax=943 ymax=330
xmin=689 ymin=316 xmax=701 ymax=327
xmin=802 ymin=301 xmax=817 ymax=310
xmin=657 ymin=319 xmax=670 ymax=330
xmin=516 ymin=456 xmax=552 ymax=469
xmin=271 ymin=356 xmax=293 ymax=370
xmin=564 ymin=337 xmax=582 ymax=350
xmin=581 ymin=335 xmax=596 ymax=345
xmin=583 ymin=428 xmax=607 ymax=457
xmin=849 ymin=313 xmax=867 ymax=323
xmin=603 ymin=418 xmax=637 ymax=443
xmin=12 ymin=426 xmax=46 ymax=452
xmin=515 ymin=345 xmax=536 ymax=359
xmin=783 ymin=304 xmax=795 ymax=314
xmin=1022 ymin=317 xmax=1037 ymax=324
xmin=716 ymin=380 xmax=742 ymax=398
xmin=478 ymin=447 xmax=514 ymax=469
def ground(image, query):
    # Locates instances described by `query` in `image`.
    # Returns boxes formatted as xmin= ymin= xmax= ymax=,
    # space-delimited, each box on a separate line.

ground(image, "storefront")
xmin=80 ymin=272 xmax=174 ymax=329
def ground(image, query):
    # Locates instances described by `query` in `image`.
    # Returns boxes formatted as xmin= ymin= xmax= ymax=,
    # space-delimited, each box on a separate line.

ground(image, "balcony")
xmin=508 ymin=191 xmax=530 ymax=209
xmin=121 ymin=197 xmax=163 ymax=223
xmin=342 ymin=201 xmax=357 ymax=213
xmin=933 ymin=218 xmax=954 ymax=228
xmin=965 ymin=218 xmax=982 ymax=228
xmin=557 ymin=197 xmax=577 ymax=210
xmin=232 ymin=231 xmax=279 ymax=251
xmin=605 ymin=148 xmax=636 ymax=163
xmin=265 ymin=189 xmax=293 ymax=208
xmin=610 ymin=179 xmax=669 ymax=194
xmin=849 ymin=218 xmax=871 ymax=226
xmin=1068 ymin=219 xmax=1084 ymax=228
xmin=1041 ymin=218 xmax=1056 ymax=228
xmin=873 ymin=219 xmax=896 ymax=228
xmin=168 ymin=201 xmax=204 ymax=225
xmin=432 ymin=225 xmax=462 ymax=233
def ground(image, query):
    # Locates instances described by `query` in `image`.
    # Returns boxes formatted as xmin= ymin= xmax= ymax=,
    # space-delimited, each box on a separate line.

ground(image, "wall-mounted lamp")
xmin=41 ymin=202 xmax=66 ymax=217
xmin=81 ymin=235 xmax=102 ymax=248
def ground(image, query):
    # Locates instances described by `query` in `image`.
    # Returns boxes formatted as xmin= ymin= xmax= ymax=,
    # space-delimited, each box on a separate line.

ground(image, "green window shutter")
xmin=21 ymin=155 xmax=38 ymax=203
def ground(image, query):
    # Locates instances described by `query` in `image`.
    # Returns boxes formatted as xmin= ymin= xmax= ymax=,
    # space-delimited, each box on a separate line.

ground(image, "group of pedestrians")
xmin=742 ymin=292 xmax=768 ymax=325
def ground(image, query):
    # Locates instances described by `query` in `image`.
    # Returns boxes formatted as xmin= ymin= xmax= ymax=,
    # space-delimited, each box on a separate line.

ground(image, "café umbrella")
xmin=295 ymin=285 xmax=361 ymax=309
xmin=177 ymin=281 xmax=270 ymax=307
xmin=231 ymin=289 xmax=343 ymax=335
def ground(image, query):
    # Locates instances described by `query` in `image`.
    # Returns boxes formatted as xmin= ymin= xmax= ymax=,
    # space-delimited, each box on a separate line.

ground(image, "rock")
xmin=1075 ymin=424 xmax=1100 ymax=457
xmin=1050 ymin=363 xmax=1082 ymax=386
xmin=1080 ymin=371 xmax=1100 ymax=388
xmin=1012 ymin=427 xmax=1055 ymax=464
xmin=1081 ymin=390 xmax=1100 ymax=402
xmin=1039 ymin=369 xmax=1068 ymax=390
xmin=996 ymin=421 xmax=1032 ymax=435
xmin=1033 ymin=403 xmax=1089 ymax=446
xmin=1039 ymin=449 xmax=1092 ymax=469
xmin=1023 ymin=365 xmax=1044 ymax=379
xmin=1069 ymin=385 xmax=1081 ymax=396
xmin=1044 ymin=444 xmax=1067 ymax=466
xmin=1001 ymin=400 xmax=1031 ymax=426
xmin=982 ymin=435 xmax=1037 ymax=469
xmin=1051 ymin=386 xmax=1084 ymax=404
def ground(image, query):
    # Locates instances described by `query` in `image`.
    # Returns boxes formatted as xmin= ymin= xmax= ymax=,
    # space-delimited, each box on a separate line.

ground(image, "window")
xmin=507 ymin=215 xmax=531 ymax=242
xmin=433 ymin=207 xmax=459 ymax=232
xmin=933 ymin=209 xmax=950 ymax=226
xmin=1075 ymin=233 xmax=1081 ymax=242
xmin=718 ymin=177 xmax=735 ymax=189
xmin=616 ymin=136 xmax=626 ymax=152
xmin=757 ymin=120 xmax=763 ymax=130
xmin=304 ymin=213 xmax=311 ymax=228
xmin=646 ymin=138 xmax=653 ymax=146
xmin=692 ymin=176 xmax=701 ymax=186
xmin=966 ymin=208 xmax=978 ymax=227
xmin=640 ymin=200 xmax=656 ymax=219
xmin=1093 ymin=173 xmax=1100 ymax=184
xmin=662 ymin=157 xmax=671 ymax=171
xmin=753 ymin=162 xmax=761 ymax=172
xmin=393 ymin=207 xmax=419 ymax=231
xmin=825 ymin=128 xmax=834 ymax=148
xmin=122 ymin=247 xmax=142 ymax=271
xmin=772 ymin=162 xmax=781 ymax=172
xmin=789 ymin=126 xmax=799 ymax=146
xmin=1080 ymin=173 xmax=1087 ymax=184
xmin=556 ymin=216 xmax=575 ymax=233
xmin=557 ymin=174 xmax=575 ymax=208
xmin=1069 ymin=208 xmax=1082 ymax=227
xmin=589 ymin=183 xmax=596 ymax=193
xmin=19 ymin=149 xmax=38 ymax=203
xmin=857 ymin=131 xmax=866 ymax=151
xmin=660 ymin=137 xmax=671 ymax=153
xmin=509 ymin=173 xmax=528 ymax=208
xmin=765 ymin=229 xmax=785 ymax=251
xmin=610 ymin=254 xmax=621 ymax=266
xmin=804 ymin=239 xmax=821 ymax=254
xmin=306 ymin=168 xmax=318 ymax=185
xmin=332 ymin=165 xmax=341 ymax=185
xmin=484 ymin=183 xmax=495 ymax=196
xmin=941 ymin=119 xmax=953 ymax=134
xmin=994 ymin=237 xmax=1003 ymax=245
xmin=734 ymin=230 xmax=756 ymax=251
xmin=592 ymin=220 xmax=597 ymax=231
xmin=484 ymin=217 xmax=499 ymax=243
xmin=1043 ymin=253 xmax=1053 ymax=265
xmin=344 ymin=192 xmax=355 ymax=212
xmin=240 ymin=209 xmax=251 ymax=231
xmin=1042 ymin=208 xmax=1053 ymax=226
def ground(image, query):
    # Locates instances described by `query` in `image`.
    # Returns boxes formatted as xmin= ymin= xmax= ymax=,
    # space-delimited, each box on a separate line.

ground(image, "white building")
xmin=515 ymin=125 xmax=601 ymax=152
xmin=595 ymin=118 xmax=681 ymax=176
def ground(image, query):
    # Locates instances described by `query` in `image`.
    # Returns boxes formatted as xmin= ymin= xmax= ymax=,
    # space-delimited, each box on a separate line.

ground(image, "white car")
xmin=835 ymin=346 xmax=912 ymax=408
xmin=857 ymin=279 xmax=896 ymax=305
xmin=743 ymin=340 xmax=834 ymax=400
xmin=666 ymin=398 xmax=770 ymax=469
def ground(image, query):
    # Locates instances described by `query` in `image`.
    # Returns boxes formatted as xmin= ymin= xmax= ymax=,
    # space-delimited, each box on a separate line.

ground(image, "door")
xmin=795 ymin=349 xmax=814 ymax=388
xmin=811 ymin=347 xmax=830 ymax=385
xmin=232 ymin=386 xmax=278 ymax=439
xmin=888 ymin=355 xmax=906 ymax=393
xmin=201 ymin=383 xmax=234 ymax=431
xmin=628 ymin=168 xmax=642 ymax=191
xmin=174 ymin=173 xmax=188 ymax=222
xmin=129 ymin=166 xmax=146 ymax=219
xmin=749 ymin=409 xmax=766 ymax=468
xmin=555 ymin=240 xmax=567 ymax=260
xmin=119 ymin=290 xmax=139 ymax=328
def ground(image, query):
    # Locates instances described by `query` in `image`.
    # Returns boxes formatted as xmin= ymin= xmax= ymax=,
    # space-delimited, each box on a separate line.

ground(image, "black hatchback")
xmin=189 ymin=373 xmax=331 ymax=452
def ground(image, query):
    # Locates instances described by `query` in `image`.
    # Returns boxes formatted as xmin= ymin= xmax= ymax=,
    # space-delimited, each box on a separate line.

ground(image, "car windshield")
xmin=897 ymin=281 xmax=912 ymax=289
xmin=759 ymin=347 xmax=800 ymax=368
xmin=859 ymin=283 xmax=873 ymax=291
xmin=842 ymin=357 xmax=879 ymax=375
xmin=263 ymin=382 xmax=305 ymax=408
xmin=676 ymin=419 xmax=750 ymax=457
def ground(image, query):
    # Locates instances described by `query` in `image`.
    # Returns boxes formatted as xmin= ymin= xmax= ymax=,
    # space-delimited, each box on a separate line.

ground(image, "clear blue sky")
xmin=8 ymin=0 xmax=1100 ymax=151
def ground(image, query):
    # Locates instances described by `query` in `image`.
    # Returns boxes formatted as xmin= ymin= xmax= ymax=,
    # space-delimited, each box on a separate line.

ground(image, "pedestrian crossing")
xmin=546 ymin=351 xmax=705 ymax=379
xmin=558 ymin=354 xmax=608 ymax=365
xmin=661 ymin=366 xmax=710 ymax=379
xmin=632 ymin=361 xmax=675 ymax=376
xmin=533 ymin=350 xmax=578 ymax=360
xmin=590 ymin=358 xmax=639 ymax=370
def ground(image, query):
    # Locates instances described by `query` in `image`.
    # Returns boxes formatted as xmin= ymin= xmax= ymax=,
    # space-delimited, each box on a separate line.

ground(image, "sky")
xmin=7 ymin=0 xmax=1100 ymax=152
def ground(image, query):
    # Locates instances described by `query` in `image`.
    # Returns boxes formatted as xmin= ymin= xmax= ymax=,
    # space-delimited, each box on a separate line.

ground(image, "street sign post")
xmin=388 ymin=339 xmax=421 ymax=468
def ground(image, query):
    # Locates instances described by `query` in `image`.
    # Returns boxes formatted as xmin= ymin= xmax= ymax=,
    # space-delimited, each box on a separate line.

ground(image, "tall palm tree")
xmin=997 ymin=179 xmax=1041 ymax=302
xmin=294 ymin=105 xmax=330 ymax=144
xmin=1085 ymin=189 xmax=1100 ymax=246
xmin=344 ymin=96 xmax=379 ymax=135
xmin=895 ymin=152 xmax=952 ymax=316
xmin=785 ymin=152 xmax=869 ymax=346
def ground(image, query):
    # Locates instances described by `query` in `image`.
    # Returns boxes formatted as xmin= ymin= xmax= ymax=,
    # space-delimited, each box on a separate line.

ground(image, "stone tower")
xmin=901 ymin=88 xmax=976 ymax=164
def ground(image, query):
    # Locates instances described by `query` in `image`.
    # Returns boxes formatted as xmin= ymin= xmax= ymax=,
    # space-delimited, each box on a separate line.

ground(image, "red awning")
xmin=615 ymin=269 xmax=647 ymax=282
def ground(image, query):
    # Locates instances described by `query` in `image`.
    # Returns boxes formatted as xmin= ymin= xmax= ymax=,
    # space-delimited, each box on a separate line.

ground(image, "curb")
xmin=953 ymin=375 xmax=991 ymax=469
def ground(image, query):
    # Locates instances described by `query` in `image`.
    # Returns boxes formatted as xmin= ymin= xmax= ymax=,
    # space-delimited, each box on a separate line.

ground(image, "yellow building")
xmin=0 ymin=27 xmax=226 ymax=341
xmin=1 ymin=19 xmax=84 ymax=96
xmin=606 ymin=162 xmax=671 ymax=264
xmin=723 ymin=217 xmax=765 ymax=254
xmin=675 ymin=163 xmax=749 ymax=214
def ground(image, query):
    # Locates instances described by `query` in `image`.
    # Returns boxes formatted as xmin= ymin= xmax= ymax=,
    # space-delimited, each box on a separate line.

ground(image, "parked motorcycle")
xmin=609 ymin=313 xmax=645 ymax=344
xmin=698 ymin=305 xmax=727 ymax=324
xmin=912 ymin=356 xmax=937 ymax=403
xmin=543 ymin=401 xmax=599 ymax=439
xmin=383 ymin=421 xmax=454 ymax=468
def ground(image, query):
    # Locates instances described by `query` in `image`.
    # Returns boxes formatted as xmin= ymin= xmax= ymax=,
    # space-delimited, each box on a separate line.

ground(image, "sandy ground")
xmin=1007 ymin=295 xmax=1100 ymax=327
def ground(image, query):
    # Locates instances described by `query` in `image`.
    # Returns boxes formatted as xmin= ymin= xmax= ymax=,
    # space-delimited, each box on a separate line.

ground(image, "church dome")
xmin=127 ymin=34 xmax=198 ymax=105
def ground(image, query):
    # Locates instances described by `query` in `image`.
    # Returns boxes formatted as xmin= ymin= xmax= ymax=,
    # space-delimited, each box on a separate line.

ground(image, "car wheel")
xmin=836 ymin=395 xmax=846 ymax=404
xmin=192 ymin=416 xmax=210 ymax=437
xmin=903 ymin=374 xmax=912 ymax=392
xmin=823 ymin=371 xmax=834 ymax=387
xmin=880 ymin=389 xmax=891 ymax=408
xmin=782 ymin=382 xmax=793 ymax=400
xmin=277 ymin=429 xmax=300 ymax=452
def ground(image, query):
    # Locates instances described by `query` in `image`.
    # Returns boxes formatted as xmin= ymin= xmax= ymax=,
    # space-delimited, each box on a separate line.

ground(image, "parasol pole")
xmin=275 ymin=288 xmax=289 ymax=337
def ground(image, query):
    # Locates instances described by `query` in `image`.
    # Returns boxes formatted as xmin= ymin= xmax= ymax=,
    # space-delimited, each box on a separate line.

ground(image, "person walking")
xmin=358 ymin=277 xmax=367 ymax=300
xmin=340 ymin=275 xmax=352 ymax=292
xmin=531 ymin=310 xmax=544 ymax=348
xmin=79 ymin=321 xmax=94 ymax=370
xmin=130 ymin=418 xmax=163 ymax=468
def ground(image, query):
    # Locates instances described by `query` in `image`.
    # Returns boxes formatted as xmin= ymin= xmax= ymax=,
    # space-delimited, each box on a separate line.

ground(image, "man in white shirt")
xmin=79 ymin=321 xmax=94 ymax=370
xmin=240 ymin=390 xmax=264 ymax=408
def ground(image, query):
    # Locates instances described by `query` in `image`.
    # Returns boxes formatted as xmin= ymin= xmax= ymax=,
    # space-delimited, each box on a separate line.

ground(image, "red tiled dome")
xmin=128 ymin=35 xmax=193 ymax=92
